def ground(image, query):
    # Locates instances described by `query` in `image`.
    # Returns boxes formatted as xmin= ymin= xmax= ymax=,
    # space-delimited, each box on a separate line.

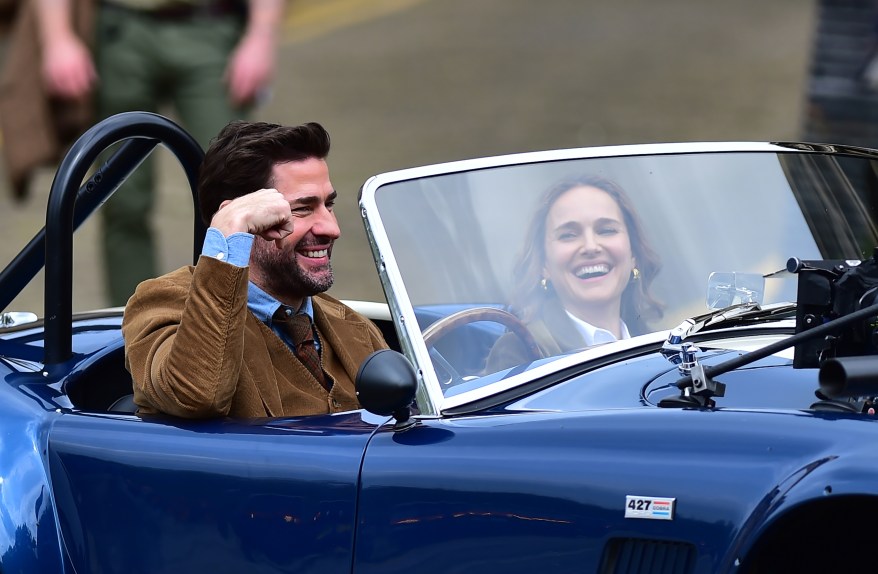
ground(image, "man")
xmin=123 ymin=120 xmax=388 ymax=418
xmin=32 ymin=0 xmax=285 ymax=306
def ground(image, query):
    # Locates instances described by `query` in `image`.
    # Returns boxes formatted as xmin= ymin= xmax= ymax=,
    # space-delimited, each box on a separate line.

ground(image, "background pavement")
xmin=1 ymin=0 xmax=817 ymax=314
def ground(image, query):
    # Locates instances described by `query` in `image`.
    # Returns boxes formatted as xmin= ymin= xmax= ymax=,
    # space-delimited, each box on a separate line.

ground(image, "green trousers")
xmin=96 ymin=5 xmax=249 ymax=306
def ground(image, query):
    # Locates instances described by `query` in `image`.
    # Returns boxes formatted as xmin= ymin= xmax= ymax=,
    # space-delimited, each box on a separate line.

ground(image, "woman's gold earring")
xmin=632 ymin=268 xmax=641 ymax=281
xmin=540 ymin=278 xmax=549 ymax=291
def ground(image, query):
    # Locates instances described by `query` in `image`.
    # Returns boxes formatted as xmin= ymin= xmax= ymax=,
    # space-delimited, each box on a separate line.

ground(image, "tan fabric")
xmin=484 ymin=296 xmax=587 ymax=374
xmin=122 ymin=256 xmax=388 ymax=418
xmin=0 ymin=0 xmax=95 ymax=199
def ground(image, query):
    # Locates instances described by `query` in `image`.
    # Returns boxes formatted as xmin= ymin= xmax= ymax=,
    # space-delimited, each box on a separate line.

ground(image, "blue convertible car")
xmin=3 ymin=112 xmax=878 ymax=573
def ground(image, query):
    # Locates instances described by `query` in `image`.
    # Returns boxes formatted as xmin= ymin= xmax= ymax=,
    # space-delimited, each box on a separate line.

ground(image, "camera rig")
xmin=790 ymin=251 xmax=878 ymax=369
xmin=662 ymin=249 xmax=878 ymax=411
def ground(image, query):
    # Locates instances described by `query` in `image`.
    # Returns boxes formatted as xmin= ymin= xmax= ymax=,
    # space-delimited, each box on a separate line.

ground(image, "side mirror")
xmin=356 ymin=350 xmax=418 ymax=430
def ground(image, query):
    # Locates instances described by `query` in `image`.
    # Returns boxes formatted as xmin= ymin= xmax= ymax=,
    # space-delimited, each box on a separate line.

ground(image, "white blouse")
xmin=565 ymin=310 xmax=630 ymax=347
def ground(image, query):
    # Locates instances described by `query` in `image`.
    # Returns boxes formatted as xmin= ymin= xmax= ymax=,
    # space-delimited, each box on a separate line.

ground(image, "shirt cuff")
xmin=202 ymin=227 xmax=254 ymax=268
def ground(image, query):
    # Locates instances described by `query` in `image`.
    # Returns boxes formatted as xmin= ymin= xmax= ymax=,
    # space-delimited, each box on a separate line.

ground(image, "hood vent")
xmin=600 ymin=538 xmax=695 ymax=574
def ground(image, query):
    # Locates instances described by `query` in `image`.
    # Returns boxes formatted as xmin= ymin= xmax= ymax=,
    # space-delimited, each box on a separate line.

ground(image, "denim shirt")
xmin=202 ymin=227 xmax=316 ymax=350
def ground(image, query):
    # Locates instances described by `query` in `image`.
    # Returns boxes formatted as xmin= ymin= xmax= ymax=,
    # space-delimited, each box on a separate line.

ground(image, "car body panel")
xmin=48 ymin=412 xmax=378 ymax=573
xmin=355 ymin=408 xmax=878 ymax=573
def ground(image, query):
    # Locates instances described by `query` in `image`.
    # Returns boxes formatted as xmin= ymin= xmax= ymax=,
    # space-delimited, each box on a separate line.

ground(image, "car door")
xmin=47 ymin=410 xmax=382 ymax=574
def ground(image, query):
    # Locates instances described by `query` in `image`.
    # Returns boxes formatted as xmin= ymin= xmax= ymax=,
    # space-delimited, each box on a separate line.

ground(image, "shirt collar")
xmin=564 ymin=310 xmax=630 ymax=347
xmin=247 ymin=282 xmax=314 ymax=326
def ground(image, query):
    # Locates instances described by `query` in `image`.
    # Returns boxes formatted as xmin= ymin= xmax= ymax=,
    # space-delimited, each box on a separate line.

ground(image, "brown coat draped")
xmin=0 ymin=0 xmax=94 ymax=199
xmin=484 ymin=295 xmax=587 ymax=375
xmin=123 ymin=256 xmax=388 ymax=418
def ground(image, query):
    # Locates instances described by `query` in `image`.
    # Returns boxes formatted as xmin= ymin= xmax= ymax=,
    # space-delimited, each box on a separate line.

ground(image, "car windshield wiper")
xmin=667 ymin=265 xmax=799 ymax=348
xmin=663 ymin=302 xmax=797 ymax=349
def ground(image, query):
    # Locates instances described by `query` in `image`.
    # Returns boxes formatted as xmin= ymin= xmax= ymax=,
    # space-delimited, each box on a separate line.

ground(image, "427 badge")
xmin=624 ymin=495 xmax=676 ymax=521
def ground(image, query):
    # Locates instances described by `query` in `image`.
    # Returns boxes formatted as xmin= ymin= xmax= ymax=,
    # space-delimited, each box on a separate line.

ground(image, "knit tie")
xmin=282 ymin=312 xmax=332 ymax=392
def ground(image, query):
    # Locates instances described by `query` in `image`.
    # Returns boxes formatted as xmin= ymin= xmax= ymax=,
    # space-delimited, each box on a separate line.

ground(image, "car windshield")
xmin=360 ymin=144 xmax=878 ymax=411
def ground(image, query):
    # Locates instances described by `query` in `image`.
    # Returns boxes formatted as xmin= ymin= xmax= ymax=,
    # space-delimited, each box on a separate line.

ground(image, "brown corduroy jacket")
xmin=123 ymin=256 xmax=388 ymax=418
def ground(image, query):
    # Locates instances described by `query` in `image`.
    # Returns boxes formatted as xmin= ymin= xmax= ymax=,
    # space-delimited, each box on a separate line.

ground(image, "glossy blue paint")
xmin=2 ymin=313 xmax=388 ymax=573
xmin=355 ymin=407 xmax=878 ymax=573
xmin=0 ymin=379 xmax=65 ymax=573
xmin=5 ymin=310 xmax=878 ymax=573
xmin=48 ymin=412 xmax=380 ymax=573
xmin=508 ymin=349 xmax=821 ymax=411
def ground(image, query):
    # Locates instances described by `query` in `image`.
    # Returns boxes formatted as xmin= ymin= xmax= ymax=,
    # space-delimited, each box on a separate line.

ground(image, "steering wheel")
xmin=422 ymin=307 xmax=543 ymax=364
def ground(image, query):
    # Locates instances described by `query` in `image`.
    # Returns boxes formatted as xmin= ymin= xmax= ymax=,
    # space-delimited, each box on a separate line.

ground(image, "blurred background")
xmin=0 ymin=0 xmax=832 ymax=313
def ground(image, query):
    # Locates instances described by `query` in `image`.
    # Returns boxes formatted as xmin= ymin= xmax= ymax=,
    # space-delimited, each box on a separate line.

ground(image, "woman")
xmin=486 ymin=174 xmax=663 ymax=372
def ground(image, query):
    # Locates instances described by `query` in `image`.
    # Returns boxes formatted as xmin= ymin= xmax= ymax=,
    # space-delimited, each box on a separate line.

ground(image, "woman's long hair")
xmin=509 ymin=174 xmax=663 ymax=335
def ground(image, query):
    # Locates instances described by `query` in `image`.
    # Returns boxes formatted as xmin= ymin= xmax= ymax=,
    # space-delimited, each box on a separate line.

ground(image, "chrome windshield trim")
xmin=359 ymin=142 xmax=878 ymax=196
xmin=359 ymin=195 xmax=444 ymax=416
xmin=358 ymin=141 xmax=878 ymax=416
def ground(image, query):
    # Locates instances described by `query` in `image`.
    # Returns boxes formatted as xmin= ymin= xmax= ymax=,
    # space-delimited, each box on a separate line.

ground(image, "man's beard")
xmin=251 ymin=238 xmax=334 ymax=300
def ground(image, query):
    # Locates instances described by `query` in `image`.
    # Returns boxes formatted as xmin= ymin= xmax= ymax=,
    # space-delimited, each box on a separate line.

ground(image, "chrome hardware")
xmin=677 ymin=342 xmax=700 ymax=375
xmin=1 ymin=312 xmax=38 ymax=328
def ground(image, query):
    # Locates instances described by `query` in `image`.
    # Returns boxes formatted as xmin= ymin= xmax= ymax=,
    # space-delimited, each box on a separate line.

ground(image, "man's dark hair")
xmin=197 ymin=120 xmax=331 ymax=225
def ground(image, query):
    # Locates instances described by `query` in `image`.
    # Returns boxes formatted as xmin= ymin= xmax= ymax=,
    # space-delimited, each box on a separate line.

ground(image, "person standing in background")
xmin=31 ymin=0 xmax=285 ymax=306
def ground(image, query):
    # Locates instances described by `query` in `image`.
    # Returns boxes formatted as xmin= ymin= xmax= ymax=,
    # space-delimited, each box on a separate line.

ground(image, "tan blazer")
xmin=123 ymin=256 xmax=388 ymax=418
xmin=484 ymin=296 xmax=587 ymax=375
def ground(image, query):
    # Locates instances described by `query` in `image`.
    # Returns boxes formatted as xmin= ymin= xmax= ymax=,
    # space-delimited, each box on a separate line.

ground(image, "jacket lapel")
xmin=538 ymin=296 xmax=588 ymax=353
xmin=313 ymin=295 xmax=371 ymax=380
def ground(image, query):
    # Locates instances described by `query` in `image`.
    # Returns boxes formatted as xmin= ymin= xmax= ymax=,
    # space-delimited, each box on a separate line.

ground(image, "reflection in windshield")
xmin=370 ymin=151 xmax=878 ymax=399
xmin=781 ymin=153 xmax=878 ymax=257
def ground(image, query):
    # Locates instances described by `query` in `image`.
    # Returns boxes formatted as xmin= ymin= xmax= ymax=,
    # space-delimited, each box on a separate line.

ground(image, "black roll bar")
xmin=0 ymin=112 xmax=205 ymax=365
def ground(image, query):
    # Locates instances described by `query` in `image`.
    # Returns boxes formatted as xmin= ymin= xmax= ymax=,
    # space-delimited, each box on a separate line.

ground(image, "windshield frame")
xmin=358 ymin=141 xmax=878 ymax=416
